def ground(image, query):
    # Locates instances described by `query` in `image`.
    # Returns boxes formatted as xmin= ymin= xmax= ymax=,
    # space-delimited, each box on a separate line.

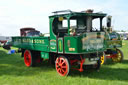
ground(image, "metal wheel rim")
xmin=112 ymin=50 xmax=122 ymax=62
xmin=56 ymin=57 xmax=68 ymax=76
xmin=24 ymin=50 xmax=32 ymax=67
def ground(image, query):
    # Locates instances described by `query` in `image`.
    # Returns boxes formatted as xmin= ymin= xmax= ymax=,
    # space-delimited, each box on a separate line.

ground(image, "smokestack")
xmin=107 ymin=15 xmax=112 ymax=27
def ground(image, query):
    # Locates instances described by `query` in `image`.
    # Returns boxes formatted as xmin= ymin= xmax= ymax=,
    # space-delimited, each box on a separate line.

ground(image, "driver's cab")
xmin=51 ymin=10 xmax=106 ymax=37
xmin=49 ymin=10 xmax=107 ymax=53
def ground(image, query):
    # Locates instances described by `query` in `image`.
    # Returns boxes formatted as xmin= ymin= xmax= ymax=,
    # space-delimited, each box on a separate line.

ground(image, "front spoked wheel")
xmin=55 ymin=56 xmax=70 ymax=76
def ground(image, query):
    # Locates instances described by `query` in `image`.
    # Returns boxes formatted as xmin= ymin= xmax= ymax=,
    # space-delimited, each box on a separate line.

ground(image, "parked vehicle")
xmin=20 ymin=27 xmax=40 ymax=37
xmin=12 ymin=9 xmax=113 ymax=76
xmin=100 ymin=16 xmax=123 ymax=64
xmin=3 ymin=41 xmax=12 ymax=50
xmin=0 ymin=40 xmax=7 ymax=44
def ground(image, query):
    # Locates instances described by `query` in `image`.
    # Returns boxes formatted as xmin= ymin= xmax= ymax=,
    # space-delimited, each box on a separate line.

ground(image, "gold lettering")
xmin=69 ymin=48 xmax=75 ymax=51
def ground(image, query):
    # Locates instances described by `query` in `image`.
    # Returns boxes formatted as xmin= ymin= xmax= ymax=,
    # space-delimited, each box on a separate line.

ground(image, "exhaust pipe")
xmin=107 ymin=15 xmax=112 ymax=27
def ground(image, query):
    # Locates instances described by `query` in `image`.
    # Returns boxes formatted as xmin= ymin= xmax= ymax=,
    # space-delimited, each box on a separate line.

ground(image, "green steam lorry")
xmin=12 ymin=10 xmax=122 ymax=76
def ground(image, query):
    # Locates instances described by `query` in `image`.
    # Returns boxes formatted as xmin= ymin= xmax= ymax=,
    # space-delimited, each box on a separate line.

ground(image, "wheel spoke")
xmin=61 ymin=68 xmax=65 ymax=73
xmin=57 ymin=68 xmax=60 ymax=72
xmin=56 ymin=63 xmax=58 ymax=66
xmin=61 ymin=66 xmax=66 ymax=68
xmin=60 ymin=58 xmax=64 ymax=64
xmin=61 ymin=61 xmax=65 ymax=65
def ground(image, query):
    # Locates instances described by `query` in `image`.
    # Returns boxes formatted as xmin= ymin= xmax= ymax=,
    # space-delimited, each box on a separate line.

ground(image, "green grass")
xmin=0 ymin=41 xmax=128 ymax=85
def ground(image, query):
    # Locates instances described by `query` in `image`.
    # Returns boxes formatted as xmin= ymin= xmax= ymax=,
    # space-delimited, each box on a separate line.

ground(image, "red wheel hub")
xmin=24 ymin=50 xmax=32 ymax=67
xmin=56 ymin=57 xmax=68 ymax=76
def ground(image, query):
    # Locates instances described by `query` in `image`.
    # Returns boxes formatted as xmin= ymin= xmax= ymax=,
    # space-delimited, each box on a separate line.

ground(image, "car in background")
xmin=3 ymin=41 xmax=12 ymax=50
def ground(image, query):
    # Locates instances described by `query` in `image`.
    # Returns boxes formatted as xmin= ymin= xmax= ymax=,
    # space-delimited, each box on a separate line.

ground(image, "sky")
xmin=0 ymin=0 xmax=128 ymax=36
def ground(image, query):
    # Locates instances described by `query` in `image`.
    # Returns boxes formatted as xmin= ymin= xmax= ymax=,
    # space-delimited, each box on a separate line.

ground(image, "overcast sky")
xmin=0 ymin=0 xmax=127 ymax=36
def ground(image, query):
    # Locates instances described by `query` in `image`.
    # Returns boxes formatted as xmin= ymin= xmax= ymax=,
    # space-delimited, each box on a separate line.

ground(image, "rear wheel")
xmin=24 ymin=50 xmax=35 ymax=67
xmin=112 ymin=49 xmax=123 ymax=62
xmin=55 ymin=56 xmax=70 ymax=76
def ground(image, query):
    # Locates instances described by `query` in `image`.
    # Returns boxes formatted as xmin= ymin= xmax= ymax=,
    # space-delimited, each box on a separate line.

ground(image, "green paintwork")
xmin=41 ymin=52 xmax=49 ymax=59
xmin=49 ymin=12 xmax=107 ymax=18
xmin=64 ymin=32 xmax=106 ymax=54
xmin=49 ymin=17 xmax=57 ymax=52
xmin=58 ymin=38 xmax=63 ymax=53
xmin=12 ymin=36 xmax=50 ymax=52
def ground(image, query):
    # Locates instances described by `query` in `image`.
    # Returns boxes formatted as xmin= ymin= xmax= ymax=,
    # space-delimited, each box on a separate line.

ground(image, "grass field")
xmin=0 ymin=41 xmax=128 ymax=85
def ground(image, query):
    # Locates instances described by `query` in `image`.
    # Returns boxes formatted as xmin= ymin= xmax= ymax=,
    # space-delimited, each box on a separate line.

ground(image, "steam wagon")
xmin=12 ymin=10 xmax=107 ymax=76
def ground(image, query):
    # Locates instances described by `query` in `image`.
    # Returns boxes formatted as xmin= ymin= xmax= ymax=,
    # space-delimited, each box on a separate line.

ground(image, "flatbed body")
xmin=12 ymin=32 xmax=106 ymax=54
xmin=12 ymin=36 xmax=50 ymax=52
